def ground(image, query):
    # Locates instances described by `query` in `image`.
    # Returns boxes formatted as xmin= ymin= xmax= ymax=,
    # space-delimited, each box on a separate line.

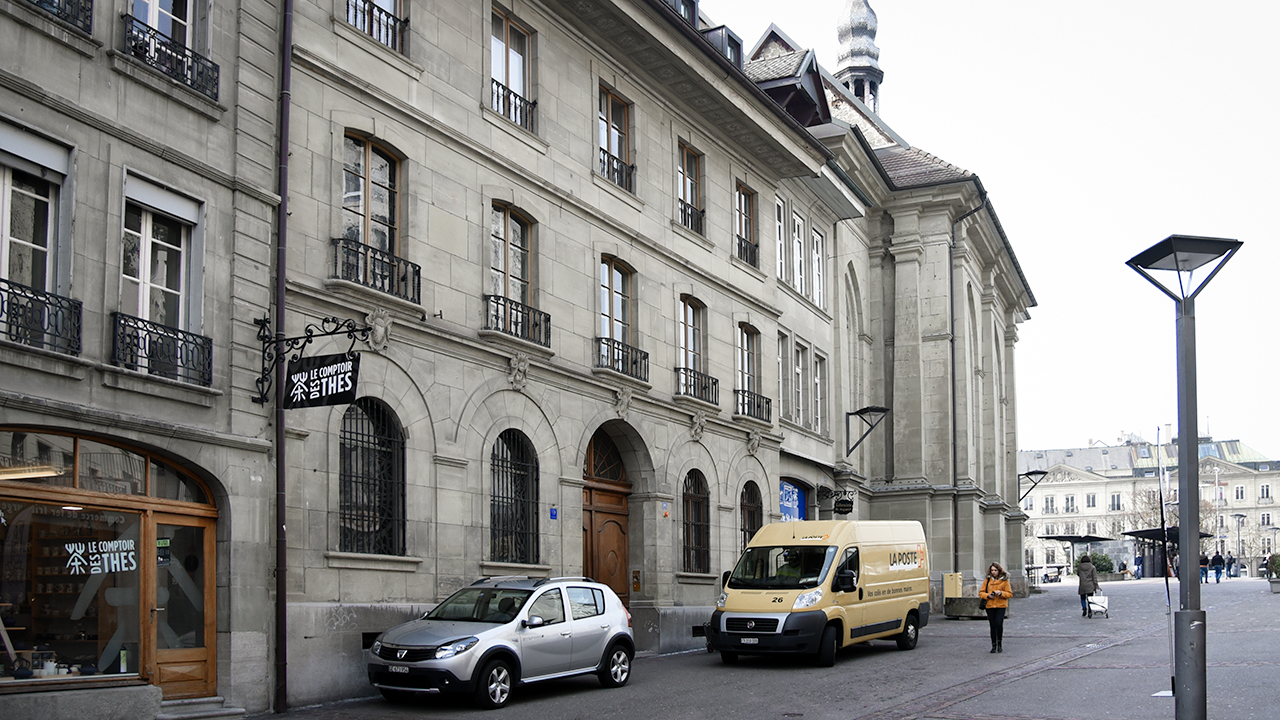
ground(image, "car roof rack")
xmin=472 ymin=575 xmax=530 ymax=585
xmin=533 ymin=576 xmax=596 ymax=586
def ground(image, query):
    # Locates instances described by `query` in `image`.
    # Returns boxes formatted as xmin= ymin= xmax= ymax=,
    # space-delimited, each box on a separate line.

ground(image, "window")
xmin=491 ymin=429 xmax=540 ymax=564
xmin=1140 ymin=446 xmax=1151 ymax=458
xmin=1235 ymin=485 xmax=1245 ymax=501
xmin=1023 ymin=495 xmax=1033 ymax=511
xmin=792 ymin=213 xmax=805 ymax=294
xmin=567 ymin=586 xmax=606 ymax=619
xmin=126 ymin=0 xmax=220 ymax=99
xmin=491 ymin=9 xmax=533 ymax=130
xmin=813 ymin=354 xmax=826 ymax=433
xmin=486 ymin=204 xmax=546 ymax=345
xmin=678 ymin=143 xmax=703 ymax=234
xmin=793 ymin=342 xmax=808 ymax=426
xmin=527 ymin=588 xmax=564 ymax=624
xmin=1 ymin=161 xmax=77 ymax=354
xmin=1217 ymin=514 xmax=1225 ymax=528
xmin=1046 ymin=548 xmax=1056 ymax=564
xmin=1064 ymin=495 xmax=1076 ymax=513
xmin=1043 ymin=496 xmax=1056 ymax=514
xmin=1087 ymin=522 xmax=1097 ymax=535
xmin=1086 ymin=493 xmax=1096 ymax=508
xmin=346 ymin=0 xmax=407 ymax=53
xmin=1110 ymin=493 xmax=1122 ymax=511
xmin=734 ymin=184 xmax=757 ymax=266
xmin=670 ymin=0 xmax=697 ymax=25
xmin=339 ymin=398 xmax=406 ymax=555
xmin=1261 ymin=512 xmax=1271 ymax=526
xmin=122 ymin=201 xmax=187 ymax=329
xmin=777 ymin=332 xmax=789 ymax=420
xmin=774 ymin=198 xmax=785 ymax=280
xmin=740 ymin=481 xmax=762 ymax=549
xmin=683 ymin=470 xmax=710 ymax=573
xmin=598 ymin=257 xmax=646 ymax=380
xmin=1064 ymin=522 xmax=1076 ymax=535
xmin=1025 ymin=548 xmax=1034 ymax=566
xmin=343 ymin=135 xmax=398 ymax=253
xmin=1045 ymin=523 xmax=1056 ymax=535
xmin=737 ymin=324 xmax=759 ymax=394
xmin=678 ymin=295 xmax=703 ymax=373
xmin=811 ymin=229 xmax=824 ymax=307
xmin=598 ymin=87 xmax=632 ymax=191
xmin=1262 ymin=484 xmax=1272 ymax=499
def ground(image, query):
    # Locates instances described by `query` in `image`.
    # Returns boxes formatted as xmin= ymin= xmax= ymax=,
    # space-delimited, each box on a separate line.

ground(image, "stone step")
xmin=156 ymin=696 xmax=246 ymax=720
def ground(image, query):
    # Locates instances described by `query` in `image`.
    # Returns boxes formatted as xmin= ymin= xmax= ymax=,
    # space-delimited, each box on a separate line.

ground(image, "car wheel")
xmin=817 ymin=625 xmax=838 ymax=667
xmin=895 ymin=613 xmax=919 ymax=651
xmin=598 ymin=644 xmax=632 ymax=688
xmin=720 ymin=650 xmax=738 ymax=665
xmin=474 ymin=659 xmax=514 ymax=710
xmin=378 ymin=687 xmax=414 ymax=704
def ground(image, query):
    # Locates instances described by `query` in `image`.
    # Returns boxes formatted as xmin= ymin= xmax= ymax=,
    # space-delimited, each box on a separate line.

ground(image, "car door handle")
xmin=560 ymin=631 xmax=572 ymax=637
xmin=599 ymin=624 xmax=610 ymax=629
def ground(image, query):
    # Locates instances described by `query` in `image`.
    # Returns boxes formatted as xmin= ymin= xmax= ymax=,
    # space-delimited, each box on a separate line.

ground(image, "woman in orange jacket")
xmin=978 ymin=562 xmax=1012 ymax=653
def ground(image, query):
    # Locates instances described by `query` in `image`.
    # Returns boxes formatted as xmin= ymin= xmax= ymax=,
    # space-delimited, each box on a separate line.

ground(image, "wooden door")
xmin=583 ymin=486 xmax=629 ymax=605
xmin=149 ymin=513 xmax=216 ymax=698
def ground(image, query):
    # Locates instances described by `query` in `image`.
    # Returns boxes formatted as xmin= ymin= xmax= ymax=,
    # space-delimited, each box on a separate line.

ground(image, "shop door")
xmin=583 ymin=486 xmax=629 ymax=606
xmin=150 ymin=514 xmax=216 ymax=698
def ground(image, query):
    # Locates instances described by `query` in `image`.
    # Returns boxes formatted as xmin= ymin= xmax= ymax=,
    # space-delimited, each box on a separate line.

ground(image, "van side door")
xmin=834 ymin=547 xmax=864 ymax=644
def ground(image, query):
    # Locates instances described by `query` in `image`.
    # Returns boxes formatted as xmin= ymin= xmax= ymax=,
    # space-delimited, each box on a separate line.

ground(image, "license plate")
xmin=388 ymin=665 xmax=410 ymax=673
xmin=740 ymin=637 xmax=758 ymax=645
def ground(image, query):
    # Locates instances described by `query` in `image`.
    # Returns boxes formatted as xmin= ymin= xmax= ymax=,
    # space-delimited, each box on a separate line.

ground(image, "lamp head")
xmin=1127 ymin=234 xmax=1241 ymax=302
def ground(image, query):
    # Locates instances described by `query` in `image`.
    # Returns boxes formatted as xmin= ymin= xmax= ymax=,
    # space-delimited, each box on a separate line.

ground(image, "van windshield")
xmin=727 ymin=545 xmax=837 ymax=590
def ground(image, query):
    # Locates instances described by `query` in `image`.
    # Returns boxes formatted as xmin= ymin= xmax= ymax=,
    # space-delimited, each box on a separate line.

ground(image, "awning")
xmin=1122 ymin=526 xmax=1212 ymax=544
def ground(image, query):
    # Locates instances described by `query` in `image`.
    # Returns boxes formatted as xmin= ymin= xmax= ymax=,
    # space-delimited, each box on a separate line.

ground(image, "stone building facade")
xmin=0 ymin=0 xmax=1033 ymax=714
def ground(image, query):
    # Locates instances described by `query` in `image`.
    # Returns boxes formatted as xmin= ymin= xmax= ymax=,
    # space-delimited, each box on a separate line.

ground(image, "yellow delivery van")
xmin=705 ymin=520 xmax=929 ymax=665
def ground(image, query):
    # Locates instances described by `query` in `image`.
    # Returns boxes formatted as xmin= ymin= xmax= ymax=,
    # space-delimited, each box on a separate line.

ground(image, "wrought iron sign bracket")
xmin=251 ymin=314 xmax=372 ymax=404
xmin=816 ymin=487 xmax=859 ymax=502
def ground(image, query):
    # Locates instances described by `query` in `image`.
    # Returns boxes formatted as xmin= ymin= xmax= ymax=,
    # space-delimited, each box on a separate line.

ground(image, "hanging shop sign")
xmin=284 ymin=353 xmax=360 ymax=409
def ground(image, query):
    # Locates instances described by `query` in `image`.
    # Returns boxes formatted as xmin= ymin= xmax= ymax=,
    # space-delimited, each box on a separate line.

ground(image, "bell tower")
xmin=835 ymin=0 xmax=884 ymax=113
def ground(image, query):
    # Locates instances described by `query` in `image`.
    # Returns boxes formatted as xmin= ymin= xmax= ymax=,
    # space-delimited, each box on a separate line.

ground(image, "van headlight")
xmin=435 ymin=637 xmax=479 ymax=659
xmin=793 ymin=588 xmax=824 ymax=609
xmin=716 ymin=592 xmax=727 ymax=609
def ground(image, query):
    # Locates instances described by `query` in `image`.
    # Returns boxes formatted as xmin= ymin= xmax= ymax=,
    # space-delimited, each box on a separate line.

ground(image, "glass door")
xmin=150 ymin=513 xmax=215 ymax=698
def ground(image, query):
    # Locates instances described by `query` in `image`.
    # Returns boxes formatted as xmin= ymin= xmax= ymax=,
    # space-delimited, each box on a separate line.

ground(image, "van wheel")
xmin=817 ymin=625 xmax=838 ymax=667
xmin=474 ymin=659 xmax=514 ymax=709
xmin=895 ymin=613 xmax=919 ymax=650
xmin=720 ymin=650 xmax=739 ymax=664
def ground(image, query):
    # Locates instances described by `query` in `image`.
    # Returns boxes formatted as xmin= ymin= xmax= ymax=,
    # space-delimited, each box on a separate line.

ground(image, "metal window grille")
xmin=122 ymin=15 xmax=220 ymax=101
xmin=598 ymin=149 xmax=634 ymax=192
xmin=491 ymin=429 xmax=539 ymax=564
xmin=675 ymin=367 xmax=718 ymax=404
xmin=346 ymin=0 xmax=408 ymax=54
xmin=111 ymin=312 xmax=212 ymax=386
xmin=333 ymin=237 xmax=421 ymax=304
xmin=683 ymin=471 xmax=709 ymax=573
xmin=740 ymin=481 xmax=762 ymax=550
xmin=1 ymin=278 xmax=82 ymax=356
xmin=25 ymin=0 xmax=92 ymax=34
xmin=339 ymin=399 xmax=406 ymax=555
xmin=491 ymin=79 xmax=536 ymax=132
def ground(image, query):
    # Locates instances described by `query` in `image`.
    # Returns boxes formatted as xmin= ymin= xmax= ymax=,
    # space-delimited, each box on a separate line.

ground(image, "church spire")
xmin=835 ymin=0 xmax=884 ymax=113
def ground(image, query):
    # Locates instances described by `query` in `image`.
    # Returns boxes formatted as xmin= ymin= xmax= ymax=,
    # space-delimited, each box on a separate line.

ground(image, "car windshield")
xmin=426 ymin=588 xmax=533 ymax=623
xmin=727 ymin=545 xmax=837 ymax=590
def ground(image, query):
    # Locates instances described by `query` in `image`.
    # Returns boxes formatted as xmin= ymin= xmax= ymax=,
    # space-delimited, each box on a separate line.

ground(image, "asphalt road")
xmin=259 ymin=576 xmax=1280 ymax=720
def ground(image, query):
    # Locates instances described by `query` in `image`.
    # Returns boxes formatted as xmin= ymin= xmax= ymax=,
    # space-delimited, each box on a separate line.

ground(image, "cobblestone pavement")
xmin=258 ymin=576 xmax=1280 ymax=720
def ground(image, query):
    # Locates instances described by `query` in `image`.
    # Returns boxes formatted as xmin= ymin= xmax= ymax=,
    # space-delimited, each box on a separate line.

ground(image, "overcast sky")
xmin=700 ymin=0 xmax=1280 ymax=458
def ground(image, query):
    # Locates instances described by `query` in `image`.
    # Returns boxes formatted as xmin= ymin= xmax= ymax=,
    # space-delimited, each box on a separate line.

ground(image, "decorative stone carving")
xmin=508 ymin=353 xmax=530 ymax=392
xmin=747 ymin=430 xmax=761 ymax=456
xmin=690 ymin=411 xmax=707 ymax=442
xmin=365 ymin=308 xmax=392 ymax=352
xmin=615 ymin=387 xmax=632 ymax=417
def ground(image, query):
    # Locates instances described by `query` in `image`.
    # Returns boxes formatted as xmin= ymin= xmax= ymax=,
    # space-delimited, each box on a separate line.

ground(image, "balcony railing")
xmin=596 ymin=337 xmax=648 ymax=382
xmin=26 ymin=0 xmax=92 ymax=34
xmin=0 ymin=278 xmax=82 ymax=356
xmin=734 ymin=389 xmax=771 ymax=423
xmin=123 ymin=16 xmax=220 ymax=102
xmin=679 ymin=199 xmax=704 ymax=235
xmin=484 ymin=295 xmax=551 ymax=348
xmin=675 ymin=367 xmax=718 ymax=405
xmin=111 ymin=312 xmax=212 ymax=386
xmin=333 ymin=237 xmax=421 ymax=304
xmin=346 ymin=0 xmax=408 ymax=54
xmin=736 ymin=235 xmax=758 ymax=268
xmin=491 ymin=79 xmax=535 ymax=132
xmin=1259 ymin=496 xmax=1274 ymax=505
xmin=598 ymin=148 xmax=635 ymax=193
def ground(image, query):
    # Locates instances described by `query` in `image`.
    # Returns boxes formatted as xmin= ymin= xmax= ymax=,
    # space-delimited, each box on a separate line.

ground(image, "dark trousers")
xmin=986 ymin=607 xmax=1006 ymax=646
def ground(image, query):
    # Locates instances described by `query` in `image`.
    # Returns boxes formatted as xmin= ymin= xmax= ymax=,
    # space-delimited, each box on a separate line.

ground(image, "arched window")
xmin=683 ymin=470 xmax=710 ymax=573
xmin=492 ymin=429 xmax=539 ymax=564
xmin=740 ymin=481 xmax=762 ymax=549
xmin=339 ymin=398 xmax=405 ymax=555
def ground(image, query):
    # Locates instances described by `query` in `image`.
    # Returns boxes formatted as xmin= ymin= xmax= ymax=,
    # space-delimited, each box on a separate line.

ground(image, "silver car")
xmin=367 ymin=576 xmax=634 ymax=709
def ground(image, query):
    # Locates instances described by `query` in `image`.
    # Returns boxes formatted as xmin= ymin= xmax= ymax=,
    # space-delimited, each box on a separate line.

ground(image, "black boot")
xmin=1082 ymin=608 xmax=1087 ymax=617
xmin=990 ymin=644 xmax=997 ymax=654
xmin=997 ymin=642 xmax=1003 ymax=653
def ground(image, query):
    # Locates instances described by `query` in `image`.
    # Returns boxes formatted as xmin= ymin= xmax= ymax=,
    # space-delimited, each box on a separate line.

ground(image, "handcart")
xmin=1086 ymin=594 xmax=1109 ymax=619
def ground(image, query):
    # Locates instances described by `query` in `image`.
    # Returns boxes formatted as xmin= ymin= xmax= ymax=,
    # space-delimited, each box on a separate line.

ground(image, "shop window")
xmin=491 ymin=429 xmax=539 ymax=565
xmin=339 ymin=398 xmax=406 ymax=556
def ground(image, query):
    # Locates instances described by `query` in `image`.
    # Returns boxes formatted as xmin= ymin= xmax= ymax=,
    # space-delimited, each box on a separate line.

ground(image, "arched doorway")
xmin=582 ymin=429 xmax=631 ymax=605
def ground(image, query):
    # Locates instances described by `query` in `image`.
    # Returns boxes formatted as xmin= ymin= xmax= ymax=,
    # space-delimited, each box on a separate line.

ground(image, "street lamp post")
xmin=1231 ymin=513 xmax=1246 ymax=574
xmin=1128 ymin=234 xmax=1241 ymax=720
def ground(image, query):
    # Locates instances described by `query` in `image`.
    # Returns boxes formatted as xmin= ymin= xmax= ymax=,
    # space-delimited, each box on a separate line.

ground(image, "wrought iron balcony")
xmin=736 ymin=234 xmax=758 ymax=268
xmin=734 ymin=389 xmax=771 ymax=423
xmin=484 ymin=295 xmax=551 ymax=348
xmin=111 ymin=312 xmax=213 ymax=386
xmin=675 ymin=367 xmax=718 ymax=405
xmin=598 ymin=148 xmax=635 ymax=193
xmin=26 ymin=0 xmax=92 ymax=34
xmin=491 ymin=79 xmax=535 ymax=132
xmin=333 ymin=237 xmax=421 ymax=304
xmin=346 ymin=0 xmax=408 ymax=54
xmin=123 ymin=16 xmax=220 ymax=102
xmin=679 ymin=199 xmax=704 ymax=235
xmin=0 ymin=278 xmax=82 ymax=356
xmin=596 ymin=337 xmax=648 ymax=382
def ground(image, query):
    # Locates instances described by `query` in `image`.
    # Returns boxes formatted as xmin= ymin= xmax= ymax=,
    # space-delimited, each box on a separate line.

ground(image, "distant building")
xmin=1018 ymin=437 xmax=1278 ymax=577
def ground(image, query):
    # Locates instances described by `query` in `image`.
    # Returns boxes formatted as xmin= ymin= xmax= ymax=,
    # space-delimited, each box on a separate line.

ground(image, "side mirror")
xmin=521 ymin=616 xmax=545 ymax=629
xmin=836 ymin=570 xmax=855 ymax=593
xmin=721 ymin=571 xmax=731 ymax=588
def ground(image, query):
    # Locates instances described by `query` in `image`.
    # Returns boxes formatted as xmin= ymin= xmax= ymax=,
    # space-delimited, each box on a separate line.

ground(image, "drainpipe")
xmin=274 ymin=0 xmax=295 ymax=712
xmin=950 ymin=197 xmax=987 ymax=574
